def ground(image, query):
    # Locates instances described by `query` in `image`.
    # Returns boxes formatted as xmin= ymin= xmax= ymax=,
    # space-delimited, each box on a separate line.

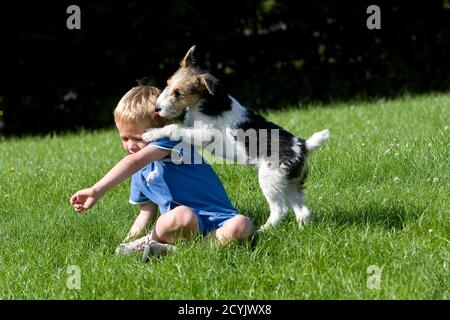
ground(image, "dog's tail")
xmin=305 ymin=129 xmax=330 ymax=152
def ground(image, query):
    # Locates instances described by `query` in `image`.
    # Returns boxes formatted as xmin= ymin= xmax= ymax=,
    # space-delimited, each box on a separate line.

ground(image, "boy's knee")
xmin=158 ymin=206 xmax=197 ymax=233
xmin=224 ymin=215 xmax=254 ymax=240
xmin=155 ymin=206 xmax=198 ymax=242
xmin=171 ymin=206 xmax=197 ymax=229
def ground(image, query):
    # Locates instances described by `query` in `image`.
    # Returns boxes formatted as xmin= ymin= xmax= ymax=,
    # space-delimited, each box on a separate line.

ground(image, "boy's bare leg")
xmin=117 ymin=206 xmax=198 ymax=258
xmin=123 ymin=203 xmax=157 ymax=243
xmin=150 ymin=205 xmax=199 ymax=243
xmin=141 ymin=206 xmax=198 ymax=261
xmin=212 ymin=215 xmax=254 ymax=245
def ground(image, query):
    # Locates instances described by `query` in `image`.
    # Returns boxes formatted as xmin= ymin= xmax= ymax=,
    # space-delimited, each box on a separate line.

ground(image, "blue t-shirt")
xmin=129 ymin=138 xmax=239 ymax=219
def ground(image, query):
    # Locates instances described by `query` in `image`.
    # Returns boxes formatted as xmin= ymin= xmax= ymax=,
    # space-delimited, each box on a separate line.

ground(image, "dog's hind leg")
xmin=284 ymin=179 xmax=312 ymax=229
xmin=257 ymin=163 xmax=289 ymax=234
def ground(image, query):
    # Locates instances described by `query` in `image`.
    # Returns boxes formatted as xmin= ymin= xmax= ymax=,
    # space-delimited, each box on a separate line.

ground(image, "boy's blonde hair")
xmin=114 ymin=85 xmax=169 ymax=128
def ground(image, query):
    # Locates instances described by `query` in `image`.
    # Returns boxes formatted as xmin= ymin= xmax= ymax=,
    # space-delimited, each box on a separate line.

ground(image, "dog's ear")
xmin=180 ymin=45 xmax=196 ymax=68
xmin=197 ymin=74 xmax=218 ymax=95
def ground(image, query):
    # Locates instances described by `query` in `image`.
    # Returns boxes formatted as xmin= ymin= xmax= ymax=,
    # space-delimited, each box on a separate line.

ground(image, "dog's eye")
xmin=173 ymin=89 xmax=181 ymax=98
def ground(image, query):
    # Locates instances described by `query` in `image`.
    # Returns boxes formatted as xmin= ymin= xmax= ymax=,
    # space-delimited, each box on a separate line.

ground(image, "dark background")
xmin=0 ymin=0 xmax=449 ymax=136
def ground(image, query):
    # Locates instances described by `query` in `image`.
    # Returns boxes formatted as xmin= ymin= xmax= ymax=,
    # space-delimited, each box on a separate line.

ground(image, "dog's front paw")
xmin=142 ymin=124 xmax=181 ymax=142
xmin=163 ymin=124 xmax=181 ymax=134
xmin=142 ymin=128 xmax=165 ymax=142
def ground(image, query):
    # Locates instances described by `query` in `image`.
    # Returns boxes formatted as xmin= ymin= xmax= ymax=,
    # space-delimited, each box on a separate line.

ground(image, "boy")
xmin=70 ymin=85 xmax=254 ymax=261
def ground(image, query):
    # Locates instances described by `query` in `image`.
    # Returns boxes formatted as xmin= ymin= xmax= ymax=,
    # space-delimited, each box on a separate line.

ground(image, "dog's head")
xmin=155 ymin=45 xmax=219 ymax=118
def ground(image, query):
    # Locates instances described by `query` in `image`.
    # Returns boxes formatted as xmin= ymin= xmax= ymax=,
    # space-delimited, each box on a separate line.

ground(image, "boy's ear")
xmin=197 ymin=74 xmax=218 ymax=95
xmin=180 ymin=45 xmax=196 ymax=68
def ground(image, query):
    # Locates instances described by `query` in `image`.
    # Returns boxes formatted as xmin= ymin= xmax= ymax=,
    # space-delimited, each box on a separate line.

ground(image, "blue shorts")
xmin=192 ymin=209 xmax=238 ymax=235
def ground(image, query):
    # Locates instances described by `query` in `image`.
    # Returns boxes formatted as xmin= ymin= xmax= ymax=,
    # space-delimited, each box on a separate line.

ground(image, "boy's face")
xmin=116 ymin=121 xmax=149 ymax=154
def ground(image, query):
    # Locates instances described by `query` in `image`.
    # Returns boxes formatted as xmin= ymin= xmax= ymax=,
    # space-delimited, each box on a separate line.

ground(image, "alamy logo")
xmin=66 ymin=265 xmax=81 ymax=290
xmin=66 ymin=5 xmax=81 ymax=30
xmin=366 ymin=5 xmax=381 ymax=29
xmin=366 ymin=265 xmax=382 ymax=290
xmin=65 ymin=5 xmax=383 ymax=31
xmin=168 ymin=121 xmax=281 ymax=165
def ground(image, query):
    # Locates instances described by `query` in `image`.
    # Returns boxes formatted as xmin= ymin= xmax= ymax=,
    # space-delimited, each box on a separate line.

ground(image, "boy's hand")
xmin=69 ymin=188 xmax=100 ymax=213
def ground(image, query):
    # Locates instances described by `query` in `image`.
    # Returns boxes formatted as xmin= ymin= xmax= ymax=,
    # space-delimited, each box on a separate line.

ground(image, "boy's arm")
xmin=70 ymin=145 xmax=170 ymax=213
xmin=123 ymin=202 xmax=158 ymax=242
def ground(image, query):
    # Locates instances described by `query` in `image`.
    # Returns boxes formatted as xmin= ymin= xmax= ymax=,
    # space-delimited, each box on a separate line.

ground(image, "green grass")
xmin=0 ymin=92 xmax=449 ymax=299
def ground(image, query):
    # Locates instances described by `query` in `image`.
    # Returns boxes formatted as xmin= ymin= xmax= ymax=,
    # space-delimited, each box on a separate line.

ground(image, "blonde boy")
xmin=70 ymin=85 xmax=254 ymax=260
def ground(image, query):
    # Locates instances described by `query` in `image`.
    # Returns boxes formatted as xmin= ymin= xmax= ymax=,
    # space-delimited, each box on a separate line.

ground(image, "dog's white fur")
xmin=143 ymin=46 xmax=329 ymax=233
xmin=144 ymin=97 xmax=257 ymax=163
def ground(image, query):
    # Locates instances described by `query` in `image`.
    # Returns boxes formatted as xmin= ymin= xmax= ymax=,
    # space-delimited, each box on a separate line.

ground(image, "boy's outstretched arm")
xmin=70 ymin=146 xmax=170 ymax=213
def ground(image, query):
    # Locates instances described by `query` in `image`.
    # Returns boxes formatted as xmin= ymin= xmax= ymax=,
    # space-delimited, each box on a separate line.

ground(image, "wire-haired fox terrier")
xmin=143 ymin=46 xmax=330 ymax=233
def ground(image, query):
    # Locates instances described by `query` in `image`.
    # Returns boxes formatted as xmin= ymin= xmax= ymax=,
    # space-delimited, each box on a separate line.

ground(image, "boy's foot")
xmin=142 ymin=240 xmax=177 ymax=262
xmin=115 ymin=235 xmax=152 ymax=255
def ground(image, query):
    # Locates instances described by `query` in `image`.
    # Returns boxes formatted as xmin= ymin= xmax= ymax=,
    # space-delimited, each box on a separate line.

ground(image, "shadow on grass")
xmin=237 ymin=199 xmax=425 ymax=231
xmin=322 ymin=203 xmax=424 ymax=230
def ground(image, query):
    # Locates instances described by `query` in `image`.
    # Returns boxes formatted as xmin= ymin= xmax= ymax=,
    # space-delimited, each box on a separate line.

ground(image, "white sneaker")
xmin=142 ymin=240 xmax=177 ymax=262
xmin=115 ymin=235 xmax=152 ymax=255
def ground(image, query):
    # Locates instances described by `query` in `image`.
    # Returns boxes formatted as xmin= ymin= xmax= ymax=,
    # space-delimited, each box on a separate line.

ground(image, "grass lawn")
xmin=0 ymin=92 xmax=448 ymax=299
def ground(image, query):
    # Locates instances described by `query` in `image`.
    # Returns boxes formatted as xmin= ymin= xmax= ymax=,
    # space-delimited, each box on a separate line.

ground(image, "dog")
xmin=143 ymin=46 xmax=329 ymax=233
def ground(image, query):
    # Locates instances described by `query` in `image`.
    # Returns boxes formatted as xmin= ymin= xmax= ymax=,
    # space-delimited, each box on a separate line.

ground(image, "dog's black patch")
xmin=234 ymin=110 xmax=308 ymax=181
xmin=285 ymin=142 xmax=308 ymax=182
xmin=197 ymin=80 xmax=232 ymax=116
